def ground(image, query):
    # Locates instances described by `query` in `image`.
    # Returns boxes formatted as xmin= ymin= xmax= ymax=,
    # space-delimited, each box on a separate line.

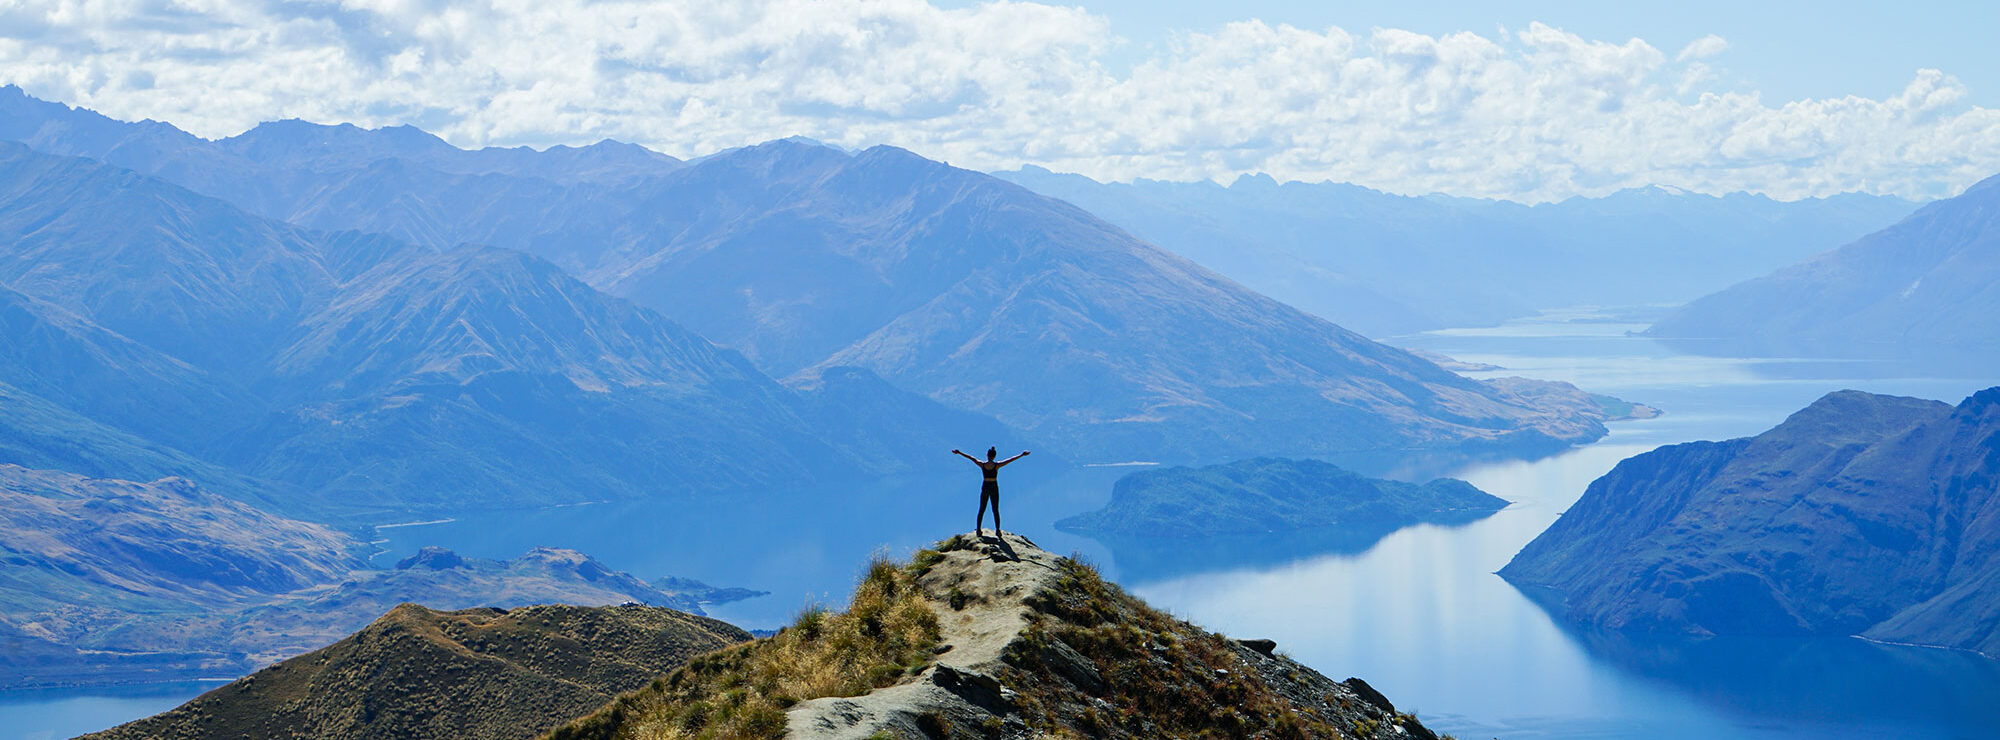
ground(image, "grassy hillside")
xmin=86 ymin=603 xmax=749 ymax=740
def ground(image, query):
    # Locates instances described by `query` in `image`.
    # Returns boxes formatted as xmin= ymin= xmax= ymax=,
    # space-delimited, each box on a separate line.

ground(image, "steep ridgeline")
xmin=1502 ymin=388 xmax=2000 ymax=657
xmin=550 ymin=533 xmax=1446 ymax=740
xmin=86 ymin=604 xmax=749 ymax=740
xmin=1649 ymin=172 xmax=2000 ymax=360
xmin=996 ymin=166 xmax=1917 ymax=336
xmin=0 ymin=141 xmax=971 ymax=517
xmin=0 ymin=463 xmax=759 ymax=689
xmin=0 ymin=88 xmax=1629 ymax=466
xmin=1058 ymin=457 xmax=1506 ymax=539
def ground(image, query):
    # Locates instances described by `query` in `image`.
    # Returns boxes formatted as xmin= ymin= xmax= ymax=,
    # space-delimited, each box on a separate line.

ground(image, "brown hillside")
xmin=85 ymin=603 xmax=750 ymax=740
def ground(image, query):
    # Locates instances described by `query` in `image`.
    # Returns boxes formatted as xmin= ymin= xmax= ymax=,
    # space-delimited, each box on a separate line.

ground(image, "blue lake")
xmin=10 ymin=309 xmax=1998 ymax=738
xmin=0 ymin=682 xmax=223 ymax=740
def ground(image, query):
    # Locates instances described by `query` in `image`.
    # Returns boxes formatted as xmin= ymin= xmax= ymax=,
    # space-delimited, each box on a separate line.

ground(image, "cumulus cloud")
xmin=1 ymin=0 xmax=1997 ymax=201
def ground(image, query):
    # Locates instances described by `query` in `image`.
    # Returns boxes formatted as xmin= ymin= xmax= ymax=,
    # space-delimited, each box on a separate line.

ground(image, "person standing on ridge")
xmin=953 ymin=447 xmax=1028 ymax=538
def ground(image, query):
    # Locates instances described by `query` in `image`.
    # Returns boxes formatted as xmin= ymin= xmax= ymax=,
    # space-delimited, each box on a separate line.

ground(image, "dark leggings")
xmin=976 ymin=481 xmax=1001 ymax=534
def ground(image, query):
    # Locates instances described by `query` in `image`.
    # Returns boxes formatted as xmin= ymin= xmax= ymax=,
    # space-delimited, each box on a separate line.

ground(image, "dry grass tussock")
xmin=1006 ymin=557 xmax=1356 ymax=739
xmin=547 ymin=552 xmax=944 ymax=740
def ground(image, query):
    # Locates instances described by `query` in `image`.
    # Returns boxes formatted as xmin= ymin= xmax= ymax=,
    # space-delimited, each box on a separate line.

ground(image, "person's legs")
xmin=991 ymin=488 xmax=1001 ymax=537
xmin=975 ymin=490 xmax=989 ymax=535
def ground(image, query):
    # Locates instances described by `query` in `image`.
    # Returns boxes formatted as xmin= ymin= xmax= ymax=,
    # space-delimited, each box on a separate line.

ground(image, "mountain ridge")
xmin=0 ymin=88 xmax=1634 ymax=468
xmin=84 ymin=603 xmax=749 ymax=740
xmin=1648 ymin=171 xmax=2000 ymax=359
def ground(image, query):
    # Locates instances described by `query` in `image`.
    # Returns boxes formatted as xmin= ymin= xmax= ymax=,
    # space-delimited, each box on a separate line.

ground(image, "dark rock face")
xmin=1058 ymin=457 xmax=1508 ymax=539
xmin=397 ymin=546 xmax=467 ymax=571
xmin=84 ymin=603 xmax=749 ymax=740
xmin=1649 ymin=172 xmax=2000 ymax=360
xmin=1502 ymin=388 xmax=2000 ymax=656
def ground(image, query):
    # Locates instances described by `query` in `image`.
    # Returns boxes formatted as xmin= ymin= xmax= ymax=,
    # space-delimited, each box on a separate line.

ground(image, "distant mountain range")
xmin=1649 ymin=173 xmax=2000 ymax=361
xmin=0 ymin=139 xmax=996 ymax=517
xmin=1501 ymin=388 xmax=2000 ymax=657
xmin=994 ymin=166 xmax=1918 ymax=336
xmin=0 ymin=85 xmax=1628 ymax=468
xmin=0 ymin=464 xmax=757 ymax=689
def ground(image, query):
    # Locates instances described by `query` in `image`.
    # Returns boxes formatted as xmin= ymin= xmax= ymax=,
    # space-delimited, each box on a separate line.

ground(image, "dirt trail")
xmin=785 ymin=531 xmax=1059 ymax=739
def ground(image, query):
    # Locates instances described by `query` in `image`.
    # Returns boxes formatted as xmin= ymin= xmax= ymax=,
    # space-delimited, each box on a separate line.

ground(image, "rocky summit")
xmin=85 ymin=603 xmax=750 ymax=740
xmin=550 ymin=532 xmax=1443 ymax=739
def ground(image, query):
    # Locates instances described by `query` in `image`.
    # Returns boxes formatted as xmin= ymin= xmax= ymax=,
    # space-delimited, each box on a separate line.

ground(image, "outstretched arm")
xmin=998 ymin=451 xmax=1031 ymax=466
xmin=952 ymin=449 xmax=981 ymax=464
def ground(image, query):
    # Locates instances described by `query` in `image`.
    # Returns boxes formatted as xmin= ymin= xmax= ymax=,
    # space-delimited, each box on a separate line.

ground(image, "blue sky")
xmin=1 ymin=0 xmax=1996 ymax=201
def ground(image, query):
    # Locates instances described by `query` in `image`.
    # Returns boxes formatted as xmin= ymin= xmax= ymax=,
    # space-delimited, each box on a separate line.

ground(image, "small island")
xmin=1057 ymin=457 xmax=1509 ymax=540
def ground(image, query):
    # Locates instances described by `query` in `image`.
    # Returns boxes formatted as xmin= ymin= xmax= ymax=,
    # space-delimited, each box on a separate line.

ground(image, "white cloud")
xmin=1676 ymin=34 xmax=1728 ymax=62
xmin=2 ymin=1 xmax=1997 ymax=201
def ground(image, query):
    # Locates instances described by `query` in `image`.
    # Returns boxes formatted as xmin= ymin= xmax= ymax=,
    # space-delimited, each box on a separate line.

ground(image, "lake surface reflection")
xmin=14 ymin=310 xmax=1997 ymax=739
xmin=1130 ymin=313 xmax=2000 ymax=739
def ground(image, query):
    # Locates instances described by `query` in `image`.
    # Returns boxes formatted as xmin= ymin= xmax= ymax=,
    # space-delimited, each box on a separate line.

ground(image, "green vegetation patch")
xmin=548 ymin=555 xmax=942 ymax=740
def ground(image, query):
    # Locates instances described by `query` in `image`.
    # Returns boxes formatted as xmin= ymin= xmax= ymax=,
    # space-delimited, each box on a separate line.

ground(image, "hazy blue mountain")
xmin=0 ymin=379 xmax=299 ymax=512
xmin=0 ymin=143 xmax=962 ymax=515
xmin=0 ymin=285 xmax=254 ymax=449
xmin=0 ymin=89 xmax=1630 ymax=467
xmin=0 ymin=85 xmax=666 ymax=254
xmin=994 ymin=166 xmax=1918 ymax=336
xmin=561 ymin=141 xmax=1624 ymax=463
xmin=1648 ymin=173 xmax=2000 ymax=361
xmin=1501 ymin=388 xmax=2000 ymax=657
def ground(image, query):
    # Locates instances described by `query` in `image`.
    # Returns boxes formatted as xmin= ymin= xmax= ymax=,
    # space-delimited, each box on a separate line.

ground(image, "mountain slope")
xmin=566 ymin=142 xmax=1616 ymax=463
xmin=0 ymin=463 xmax=760 ymax=689
xmin=1648 ymin=173 xmax=2000 ymax=358
xmin=0 ymin=142 xmax=947 ymax=514
xmin=0 ymin=91 xmax=1629 ymax=467
xmin=551 ymin=533 xmax=1444 ymax=739
xmin=1501 ymin=388 xmax=2000 ymax=656
xmin=996 ymin=166 xmax=1917 ymax=335
xmin=85 ymin=603 xmax=749 ymax=740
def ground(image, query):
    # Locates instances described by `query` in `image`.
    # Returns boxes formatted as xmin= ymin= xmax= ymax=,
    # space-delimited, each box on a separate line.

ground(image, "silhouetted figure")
xmin=954 ymin=446 xmax=1029 ymax=538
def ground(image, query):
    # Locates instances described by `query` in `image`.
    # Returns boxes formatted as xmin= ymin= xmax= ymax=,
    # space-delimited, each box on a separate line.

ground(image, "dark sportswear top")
xmin=978 ymin=462 xmax=1000 ymax=481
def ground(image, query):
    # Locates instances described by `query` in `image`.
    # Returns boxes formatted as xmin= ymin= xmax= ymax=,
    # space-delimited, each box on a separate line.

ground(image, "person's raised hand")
xmin=952 ymin=449 xmax=961 ymax=454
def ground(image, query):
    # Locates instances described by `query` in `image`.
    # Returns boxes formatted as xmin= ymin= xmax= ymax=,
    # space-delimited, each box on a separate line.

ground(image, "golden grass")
xmin=547 ymin=554 xmax=942 ymax=740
